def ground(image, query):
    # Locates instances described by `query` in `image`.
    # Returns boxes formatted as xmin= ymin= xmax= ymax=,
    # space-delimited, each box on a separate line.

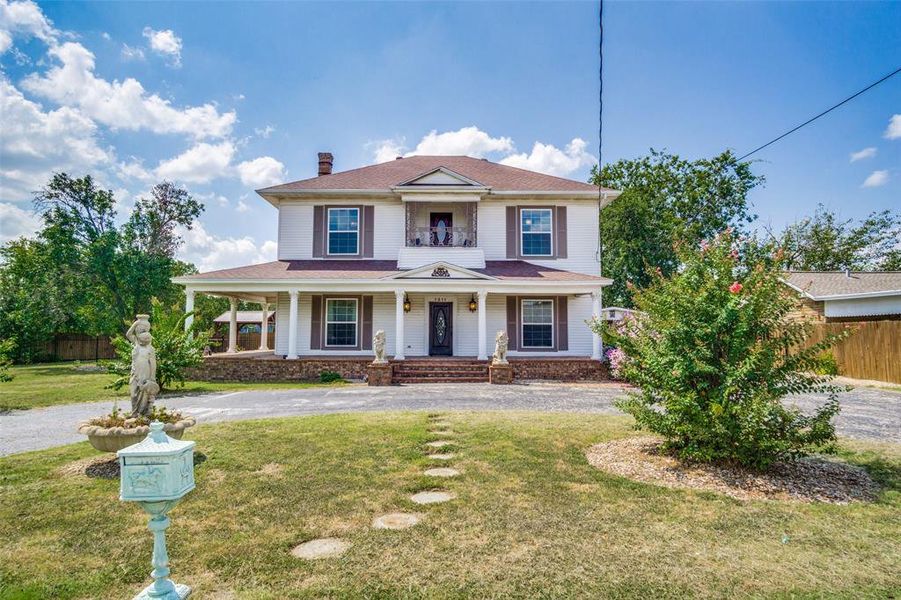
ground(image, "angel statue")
xmin=372 ymin=330 xmax=388 ymax=364
xmin=492 ymin=330 xmax=509 ymax=365
xmin=126 ymin=314 xmax=159 ymax=417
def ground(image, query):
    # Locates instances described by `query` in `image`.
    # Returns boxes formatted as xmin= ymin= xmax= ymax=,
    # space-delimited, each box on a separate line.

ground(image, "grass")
xmin=1 ymin=411 xmax=899 ymax=599
xmin=0 ymin=362 xmax=348 ymax=411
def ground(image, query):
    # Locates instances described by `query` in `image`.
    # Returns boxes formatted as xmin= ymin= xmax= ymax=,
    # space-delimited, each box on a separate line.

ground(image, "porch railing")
xmin=406 ymin=226 xmax=477 ymax=248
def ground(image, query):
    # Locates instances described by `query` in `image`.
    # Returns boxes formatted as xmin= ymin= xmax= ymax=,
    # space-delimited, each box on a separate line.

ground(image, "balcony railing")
xmin=406 ymin=226 xmax=477 ymax=248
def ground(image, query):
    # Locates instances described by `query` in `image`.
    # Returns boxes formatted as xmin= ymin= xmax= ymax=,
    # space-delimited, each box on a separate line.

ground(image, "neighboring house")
xmin=781 ymin=271 xmax=901 ymax=322
xmin=174 ymin=153 xmax=619 ymax=378
xmin=212 ymin=310 xmax=276 ymax=334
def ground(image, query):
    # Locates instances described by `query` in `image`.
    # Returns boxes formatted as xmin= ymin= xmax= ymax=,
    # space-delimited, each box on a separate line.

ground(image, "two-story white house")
xmin=174 ymin=153 xmax=619 ymax=382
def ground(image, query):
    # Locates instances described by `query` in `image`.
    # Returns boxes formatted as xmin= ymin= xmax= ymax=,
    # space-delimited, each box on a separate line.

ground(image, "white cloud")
xmin=499 ymin=138 xmax=597 ymax=176
xmin=22 ymin=41 xmax=236 ymax=139
xmin=370 ymin=137 xmax=406 ymax=164
xmin=0 ymin=75 xmax=112 ymax=201
xmin=0 ymin=201 xmax=41 ymax=243
xmin=235 ymin=199 xmax=250 ymax=213
xmin=409 ymin=126 xmax=513 ymax=157
xmin=176 ymin=221 xmax=276 ymax=272
xmin=155 ymin=141 xmax=235 ymax=184
xmin=0 ymin=0 xmax=58 ymax=54
xmin=862 ymin=170 xmax=889 ymax=188
xmin=142 ymin=27 xmax=181 ymax=67
xmin=254 ymin=124 xmax=275 ymax=139
xmin=120 ymin=43 xmax=145 ymax=61
xmin=236 ymin=156 xmax=285 ymax=188
xmin=849 ymin=147 xmax=877 ymax=162
xmin=101 ymin=32 xmax=110 ymax=41
xmin=885 ymin=114 xmax=901 ymax=140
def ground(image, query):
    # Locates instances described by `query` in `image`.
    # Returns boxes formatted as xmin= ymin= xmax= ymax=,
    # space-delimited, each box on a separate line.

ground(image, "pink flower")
xmin=729 ymin=281 xmax=743 ymax=294
xmin=700 ymin=240 xmax=710 ymax=252
xmin=730 ymin=249 xmax=739 ymax=260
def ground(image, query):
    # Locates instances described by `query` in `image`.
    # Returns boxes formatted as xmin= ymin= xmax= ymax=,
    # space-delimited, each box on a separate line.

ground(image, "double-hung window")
xmin=520 ymin=208 xmax=553 ymax=256
xmin=325 ymin=298 xmax=358 ymax=347
xmin=521 ymin=299 xmax=554 ymax=348
xmin=327 ymin=208 xmax=359 ymax=255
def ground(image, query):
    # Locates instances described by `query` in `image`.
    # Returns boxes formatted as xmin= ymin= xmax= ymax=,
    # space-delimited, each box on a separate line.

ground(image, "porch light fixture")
xmin=403 ymin=294 xmax=411 ymax=313
xmin=468 ymin=294 xmax=478 ymax=313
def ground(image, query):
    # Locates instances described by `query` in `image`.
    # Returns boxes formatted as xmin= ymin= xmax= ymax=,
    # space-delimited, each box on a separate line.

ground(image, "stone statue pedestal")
xmin=368 ymin=362 xmax=393 ymax=386
xmin=489 ymin=363 xmax=513 ymax=385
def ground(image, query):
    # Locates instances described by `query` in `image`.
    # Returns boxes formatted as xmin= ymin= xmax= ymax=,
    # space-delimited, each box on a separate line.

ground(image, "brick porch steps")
xmin=392 ymin=359 xmax=489 ymax=384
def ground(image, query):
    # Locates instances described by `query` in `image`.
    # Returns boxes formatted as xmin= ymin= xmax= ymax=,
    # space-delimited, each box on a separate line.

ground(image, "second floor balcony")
xmin=404 ymin=201 xmax=477 ymax=248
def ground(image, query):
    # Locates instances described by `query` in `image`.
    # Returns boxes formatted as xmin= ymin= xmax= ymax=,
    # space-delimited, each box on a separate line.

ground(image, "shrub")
xmin=593 ymin=231 xmax=848 ymax=470
xmin=320 ymin=370 xmax=343 ymax=383
xmin=106 ymin=299 xmax=212 ymax=392
xmin=0 ymin=338 xmax=14 ymax=382
xmin=86 ymin=403 xmax=185 ymax=428
xmin=811 ymin=351 xmax=840 ymax=376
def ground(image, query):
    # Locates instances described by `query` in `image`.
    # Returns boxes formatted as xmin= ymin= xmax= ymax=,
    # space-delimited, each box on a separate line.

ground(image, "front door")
xmin=429 ymin=302 xmax=453 ymax=356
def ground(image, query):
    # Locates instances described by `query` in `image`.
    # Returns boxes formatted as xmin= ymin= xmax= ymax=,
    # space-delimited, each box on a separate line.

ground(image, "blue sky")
xmin=1 ymin=1 xmax=898 ymax=270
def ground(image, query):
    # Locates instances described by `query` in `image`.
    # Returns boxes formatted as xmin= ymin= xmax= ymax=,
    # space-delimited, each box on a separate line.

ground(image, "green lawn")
xmin=0 ymin=362 xmax=347 ymax=411
xmin=1 ymin=412 xmax=898 ymax=599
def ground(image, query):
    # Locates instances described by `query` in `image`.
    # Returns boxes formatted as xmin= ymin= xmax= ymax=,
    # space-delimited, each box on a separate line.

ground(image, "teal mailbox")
xmin=118 ymin=422 xmax=195 ymax=600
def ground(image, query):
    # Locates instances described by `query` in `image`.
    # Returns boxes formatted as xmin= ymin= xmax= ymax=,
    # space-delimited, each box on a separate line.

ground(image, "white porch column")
xmin=227 ymin=297 xmax=238 ymax=354
xmin=477 ymin=290 xmax=488 ymax=360
xmin=591 ymin=289 xmax=603 ymax=360
xmin=184 ymin=288 xmax=195 ymax=334
xmin=394 ymin=289 xmax=406 ymax=360
xmin=287 ymin=289 xmax=299 ymax=360
xmin=258 ymin=302 xmax=270 ymax=351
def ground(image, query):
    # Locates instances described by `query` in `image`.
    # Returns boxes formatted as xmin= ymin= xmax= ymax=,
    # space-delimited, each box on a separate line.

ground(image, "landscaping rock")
xmin=427 ymin=453 xmax=456 ymax=460
xmin=424 ymin=467 xmax=461 ymax=478
xmin=426 ymin=440 xmax=455 ymax=448
xmin=372 ymin=512 xmax=421 ymax=530
xmin=410 ymin=491 xmax=456 ymax=505
xmin=291 ymin=538 xmax=351 ymax=560
xmin=586 ymin=436 xmax=880 ymax=504
xmin=428 ymin=430 xmax=455 ymax=436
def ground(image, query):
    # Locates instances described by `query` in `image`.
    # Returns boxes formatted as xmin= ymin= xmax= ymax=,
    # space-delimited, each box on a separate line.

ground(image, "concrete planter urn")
xmin=79 ymin=418 xmax=196 ymax=453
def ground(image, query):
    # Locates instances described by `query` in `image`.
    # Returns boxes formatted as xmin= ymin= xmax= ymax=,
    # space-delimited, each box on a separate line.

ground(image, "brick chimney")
xmin=318 ymin=152 xmax=333 ymax=176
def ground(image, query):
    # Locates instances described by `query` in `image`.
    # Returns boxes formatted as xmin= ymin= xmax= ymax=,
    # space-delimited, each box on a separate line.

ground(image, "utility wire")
xmin=597 ymin=0 xmax=604 ymax=274
xmin=737 ymin=65 xmax=901 ymax=161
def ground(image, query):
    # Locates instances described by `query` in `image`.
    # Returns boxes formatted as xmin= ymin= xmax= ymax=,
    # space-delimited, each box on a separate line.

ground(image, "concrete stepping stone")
xmin=426 ymin=440 xmax=455 ymax=448
xmin=430 ymin=421 xmax=452 ymax=429
xmin=423 ymin=467 xmax=461 ymax=478
xmin=372 ymin=512 xmax=422 ymax=530
xmin=428 ymin=430 xmax=455 ymax=436
xmin=427 ymin=453 xmax=456 ymax=460
xmin=291 ymin=537 xmax=351 ymax=560
xmin=410 ymin=491 xmax=456 ymax=505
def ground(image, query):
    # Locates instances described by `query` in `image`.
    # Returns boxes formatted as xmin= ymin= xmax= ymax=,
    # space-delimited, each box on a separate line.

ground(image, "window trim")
xmin=326 ymin=207 xmax=360 ymax=256
xmin=324 ymin=297 xmax=359 ymax=348
xmin=520 ymin=298 xmax=555 ymax=349
xmin=519 ymin=207 xmax=554 ymax=257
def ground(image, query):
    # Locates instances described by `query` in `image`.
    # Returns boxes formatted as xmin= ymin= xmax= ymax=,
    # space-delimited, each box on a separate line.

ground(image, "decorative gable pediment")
xmin=385 ymin=261 xmax=495 ymax=281
xmin=394 ymin=167 xmax=487 ymax=189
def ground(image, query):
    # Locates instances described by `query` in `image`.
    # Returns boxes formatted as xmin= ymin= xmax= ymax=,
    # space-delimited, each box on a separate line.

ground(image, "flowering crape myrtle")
xmin=593 ymin=230 xmax=847 ymax=469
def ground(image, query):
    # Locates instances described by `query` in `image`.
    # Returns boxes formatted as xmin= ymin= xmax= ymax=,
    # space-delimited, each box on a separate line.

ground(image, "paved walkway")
xmin=1 ymin=382 xmax=899 ymax=456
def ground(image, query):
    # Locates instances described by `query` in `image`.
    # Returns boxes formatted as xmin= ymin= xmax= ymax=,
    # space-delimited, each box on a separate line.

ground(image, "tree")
xmin=772 ymin=204 xmax=901 ymax=271
xmin=596 ymin=231 xmax=845 ymax=469
xmin=124 ymin=182 xmax=204 ymax=257
xmin=591 ymin=150 xmax=763 ymax=307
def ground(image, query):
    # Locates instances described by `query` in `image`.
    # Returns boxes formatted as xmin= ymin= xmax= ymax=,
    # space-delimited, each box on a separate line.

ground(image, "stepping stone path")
xmin=410 ymin=491 xmax=456 ymax=505
xmin=428 ymin=430 xmax=455 ymax=436
xmin=426 ymin=440 xmax=455 ymax=448
xmin=291 ymin=538 xmax=351 ymax=560
xmin=427 ymin=453 xmax=456 ymax=460
xmin=372 ymin=512 xmax=421 ymax=530
xmin=423 ymin=467 xmax=461 ymax=478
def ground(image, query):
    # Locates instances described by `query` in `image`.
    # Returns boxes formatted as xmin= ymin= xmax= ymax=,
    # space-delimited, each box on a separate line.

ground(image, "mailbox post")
xmin=118 ymin=421 xmax=195 ymax=600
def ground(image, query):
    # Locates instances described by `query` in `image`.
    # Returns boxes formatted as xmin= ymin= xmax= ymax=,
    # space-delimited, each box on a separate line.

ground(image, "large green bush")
xmin=107 ymin=299 xmax=212 ymax=392
xmin=596 ymin=231 xmax=847 ymax=469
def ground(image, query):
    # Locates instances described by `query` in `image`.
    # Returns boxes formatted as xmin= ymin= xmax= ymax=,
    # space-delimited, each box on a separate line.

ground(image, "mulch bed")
xmin=586 ymin=436 xmax=879 ymax=504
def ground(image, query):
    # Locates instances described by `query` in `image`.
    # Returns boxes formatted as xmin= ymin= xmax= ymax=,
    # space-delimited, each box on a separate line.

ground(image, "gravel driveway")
xmin=1 ymin=382 xmax=898 ymax=456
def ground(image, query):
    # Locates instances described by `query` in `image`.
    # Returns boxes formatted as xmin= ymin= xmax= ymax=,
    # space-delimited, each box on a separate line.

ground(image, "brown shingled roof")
xmin=781 ymin=271 xmax=901 ymax=298
xmin=259 ymin=155 xmax=608 ymax=193
xmin=177 ymin=260 xmax=604 ymax=282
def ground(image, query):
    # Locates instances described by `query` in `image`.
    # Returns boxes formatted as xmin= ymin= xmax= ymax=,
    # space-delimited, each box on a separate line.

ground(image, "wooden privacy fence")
xmin=37 ymin=334 xmax=118 ymax=361
xmin=804 ymin=320 xmax=901 ymax=384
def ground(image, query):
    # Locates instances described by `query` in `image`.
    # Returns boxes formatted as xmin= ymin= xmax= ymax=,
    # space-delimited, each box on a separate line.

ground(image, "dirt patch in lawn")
xmin=586 ymin=436 xmax=880 ymax=504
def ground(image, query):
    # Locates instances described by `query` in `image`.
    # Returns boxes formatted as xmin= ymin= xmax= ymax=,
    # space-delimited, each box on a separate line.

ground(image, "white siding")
xmin=824 ymin=295 xmax=901 ymax=318
xmin=273 ymin=291 xmax=594 ymax=357
xmin=278 ymin=204 xmax=313 ymax=260
xmin=373 ymin=204 xmax=404 ymax=259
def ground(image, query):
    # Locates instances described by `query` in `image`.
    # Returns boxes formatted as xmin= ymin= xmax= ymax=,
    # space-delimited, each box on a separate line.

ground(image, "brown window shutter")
xmin=361 ymin=296 xmax=373 ymax=350
xmin=310 ymin=295 xmax=322 ymax=349
xmin=555 ymin=206 xmax=567 ymax=259
xmin=506 ymin=206 xmax=517 ymax=259
xmin=363 ymin=206 xmax=374 ymax=258
xmin=312 ymin=206 xmax=324 ymax=257
xmin=506 ymin=295 xmax=518 ymax=350
xmin=556 ymin=296 xmax=568 ymax=351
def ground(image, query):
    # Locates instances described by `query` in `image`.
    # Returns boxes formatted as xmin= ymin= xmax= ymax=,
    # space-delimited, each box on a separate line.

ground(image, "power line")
xmin=598 ymin=0 xmax=604 ymax=274
xmin=737 ymin=65 xmax=901 ymax=161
